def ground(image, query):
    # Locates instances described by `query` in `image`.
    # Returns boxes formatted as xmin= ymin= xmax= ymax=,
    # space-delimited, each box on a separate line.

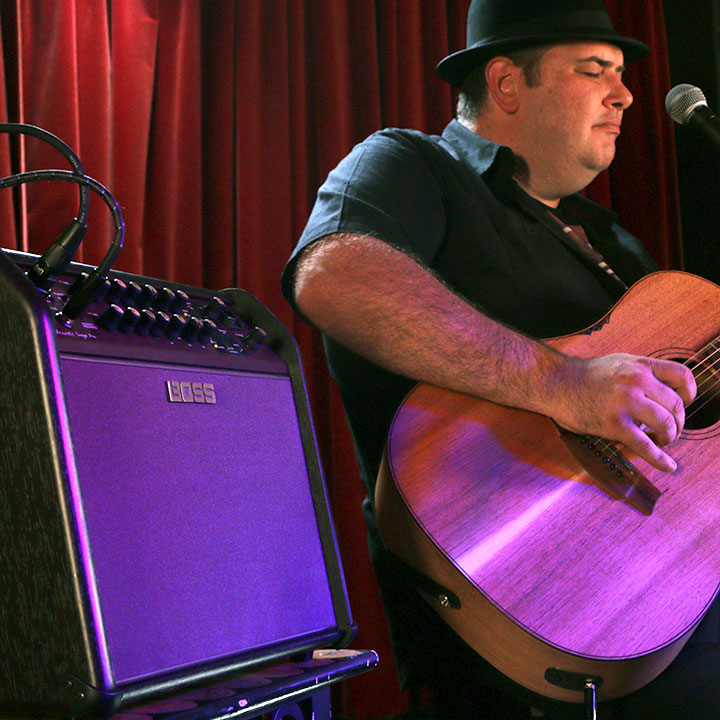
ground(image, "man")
xmin=282 ymin=1 xmax=720 ymax=718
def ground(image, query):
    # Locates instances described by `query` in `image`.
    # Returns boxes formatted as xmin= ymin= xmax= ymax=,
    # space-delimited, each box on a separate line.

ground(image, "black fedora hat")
xmin=436 ymin=0 xmax=650 ymax=87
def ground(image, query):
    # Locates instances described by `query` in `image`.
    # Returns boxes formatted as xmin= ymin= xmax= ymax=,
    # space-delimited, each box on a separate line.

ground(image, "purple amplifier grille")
xmin=59 ymin=354 xmax=335 ymax=686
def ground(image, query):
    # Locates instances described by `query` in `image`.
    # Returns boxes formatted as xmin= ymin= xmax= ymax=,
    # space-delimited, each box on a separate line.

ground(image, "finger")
xmin=640 ymin=382 xmax=687 ymax=437
xmin=649 ymin=358 xmax=697 ymax=406
xmin=630 ymin=399 xmax=680 ymax=446
xmin=617 ymin=419 xmax=677 ymax=473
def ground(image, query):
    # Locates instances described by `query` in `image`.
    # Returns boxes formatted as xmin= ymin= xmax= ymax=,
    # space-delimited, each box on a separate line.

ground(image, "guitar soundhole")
xmin=683 ymin=359 xmax=720 ymax=430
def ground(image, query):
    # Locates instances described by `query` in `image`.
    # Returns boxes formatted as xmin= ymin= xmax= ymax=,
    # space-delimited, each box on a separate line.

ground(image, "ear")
xmin=485 ymin=57 xmax=521 ymax=114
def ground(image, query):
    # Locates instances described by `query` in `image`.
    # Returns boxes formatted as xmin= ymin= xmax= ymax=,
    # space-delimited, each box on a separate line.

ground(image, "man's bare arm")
xmin=293 ymin=233 xmax=696 ymax=472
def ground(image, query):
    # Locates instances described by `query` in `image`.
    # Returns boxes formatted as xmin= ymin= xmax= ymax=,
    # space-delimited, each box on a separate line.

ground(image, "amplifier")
xmin=0 ymin=248 xmax=354 ymax=717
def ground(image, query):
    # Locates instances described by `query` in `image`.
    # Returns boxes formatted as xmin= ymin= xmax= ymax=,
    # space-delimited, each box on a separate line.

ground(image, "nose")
xmin=606 ymin=76 xmax=633 ymax=111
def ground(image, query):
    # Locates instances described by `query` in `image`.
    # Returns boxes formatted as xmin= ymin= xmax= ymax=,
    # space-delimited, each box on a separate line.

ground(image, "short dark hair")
xmin=456 ymin=45 xmax=549 ymax=121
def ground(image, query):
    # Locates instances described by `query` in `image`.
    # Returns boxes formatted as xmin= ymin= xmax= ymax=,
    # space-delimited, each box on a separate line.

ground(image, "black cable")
xmin=0 ymin=123 xmax=90 ymax=288
xmin=0 ymin=169 xmax=124 ymax=319
xmin=0 ymin=123 xmax=89 ymax=220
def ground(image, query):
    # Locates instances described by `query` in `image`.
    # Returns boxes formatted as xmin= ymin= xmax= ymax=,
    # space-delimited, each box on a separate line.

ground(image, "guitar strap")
xmin=544 ymin=209 xmax=628 ymax=292
xmin=509 ymin=186 xmax=629 ymax=294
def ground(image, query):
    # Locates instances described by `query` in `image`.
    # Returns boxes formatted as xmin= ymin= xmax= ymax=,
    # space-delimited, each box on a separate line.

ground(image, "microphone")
xmin=665 ymin=84 xmax=720 ymax=150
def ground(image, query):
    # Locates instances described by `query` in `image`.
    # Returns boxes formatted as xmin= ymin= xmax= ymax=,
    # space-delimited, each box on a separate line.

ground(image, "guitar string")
xmin=669 ymin=339 xmax=720 ymax=422
xmin=685 ymin=368 xmax=720 ymax=417
xmin=685 ymin=340 xmax=720 ymax=413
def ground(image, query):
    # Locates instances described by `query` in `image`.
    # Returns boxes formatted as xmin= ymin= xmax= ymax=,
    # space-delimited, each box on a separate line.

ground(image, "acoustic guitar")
xmin=374 ymin=271 xmax=720 ymax=703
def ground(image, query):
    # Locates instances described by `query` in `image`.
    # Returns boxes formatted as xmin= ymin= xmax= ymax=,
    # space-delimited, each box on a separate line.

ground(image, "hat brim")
xmin=436 ymin=33 xmax=650 ymax=87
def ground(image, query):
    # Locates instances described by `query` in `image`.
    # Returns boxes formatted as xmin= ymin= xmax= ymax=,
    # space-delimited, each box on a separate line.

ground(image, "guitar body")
xmin=375 ymin=271 xmax=720 ymax=702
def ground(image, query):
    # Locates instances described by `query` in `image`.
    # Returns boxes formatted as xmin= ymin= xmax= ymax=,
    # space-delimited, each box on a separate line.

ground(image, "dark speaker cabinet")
xmin=0 ymin=248 xmax=354 ymax=717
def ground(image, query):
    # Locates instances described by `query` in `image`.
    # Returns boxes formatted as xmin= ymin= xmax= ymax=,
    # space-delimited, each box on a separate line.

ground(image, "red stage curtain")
xmin=0 ymin=2 xmax=678 ymax=717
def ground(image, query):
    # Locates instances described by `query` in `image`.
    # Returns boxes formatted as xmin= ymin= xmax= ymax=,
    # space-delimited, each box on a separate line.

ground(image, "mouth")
xmin=594 ymin=121 xmax=622 ymax=134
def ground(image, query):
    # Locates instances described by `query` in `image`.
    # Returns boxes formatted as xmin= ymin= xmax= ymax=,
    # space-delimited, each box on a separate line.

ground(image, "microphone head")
xmin=665 ymin=84 xmax=708 ymax=125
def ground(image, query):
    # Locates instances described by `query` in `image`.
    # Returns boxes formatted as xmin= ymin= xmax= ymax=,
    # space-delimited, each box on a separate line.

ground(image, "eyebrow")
xmin=577 ymin=55 xmax=626 ymax=73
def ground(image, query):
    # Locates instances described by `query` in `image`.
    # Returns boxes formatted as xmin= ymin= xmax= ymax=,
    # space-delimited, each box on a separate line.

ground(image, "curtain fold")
xmin=0 ymin=4 xmax=15 ymax=241
xmin=199 ymin=0 xmax=235 ymax=291
xmin=142 ymin=0 xmax=204 ymax=283
xmin=110 ymin=0 xmax=159 ymax=274
xmin=11 ymin=1 xmax=112 ymax=258
xmin=603 ymin=0 xmax=682 ymax=269
xmin=0 ymin=2 xmax=678 ymax=717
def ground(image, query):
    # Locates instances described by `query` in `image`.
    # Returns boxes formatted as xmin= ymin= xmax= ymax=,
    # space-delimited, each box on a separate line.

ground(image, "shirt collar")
xmin=441 ymin=119 xmax=618 ymax=231
xmin=441 ymin=119 xmax=512 ymax=176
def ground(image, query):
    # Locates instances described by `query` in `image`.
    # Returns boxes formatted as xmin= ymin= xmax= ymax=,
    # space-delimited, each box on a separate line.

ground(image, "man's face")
xmin=515 ymin=41 xmax=633 ymax=198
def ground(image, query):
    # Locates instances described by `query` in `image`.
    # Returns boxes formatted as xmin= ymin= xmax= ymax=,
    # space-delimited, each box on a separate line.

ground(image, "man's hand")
xmin=548 ymin=354 xmax=697 ymax=472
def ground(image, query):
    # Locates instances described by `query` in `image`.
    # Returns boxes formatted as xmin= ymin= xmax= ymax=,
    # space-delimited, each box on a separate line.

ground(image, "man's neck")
xmin=512 ymin=165 xmax=562 ymax=208
xmin=458 ymin=116 xmax=595 ymax=209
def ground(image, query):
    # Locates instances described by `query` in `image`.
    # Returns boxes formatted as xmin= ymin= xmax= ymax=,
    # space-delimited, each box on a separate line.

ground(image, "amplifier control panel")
xmin=19 ymin=260 xmax=289 ymax=375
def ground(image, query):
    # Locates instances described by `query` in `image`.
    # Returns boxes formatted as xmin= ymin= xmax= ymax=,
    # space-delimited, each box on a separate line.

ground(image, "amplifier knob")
xmin=152 ymin=287 xmax=176 ymax=311
xmin=68 ymin=272 xmax=94 ymax=299
xmin=69 ymin=272 xmax=89 ymax=292
xmin=165 ymin=313 xmax=187 ymax=340
xmin=179 ymin=316 xmax=204 ymax=343
xmin=170 ymin=289 xmax=191 ymax=314
xmin=94 ymin=277 xmax=112 ymax=301
xmin=71 ymin=273 xmax=111 ymax=302
xmin=242 ymin=326 xmax=268 ymax=350
xmin=149 ymin=311 xmax=171 ymax=338
xmin=134 ymin=309 xmax=157 ymax=336
xmin=197 ymin=319 xmax=218 ymax=345
xmin=97 ymin=304 xmax=124 ymax=332
xmin=123 ymin=281 xmax=143 ymax=305
xmin=106 ymin=278 xmax=127 ymax=303
xmin=203 ymin=297 xmax=229 ymax=322
xmin=137 ymin=284 xmax=159 ymax=309
xmin=118 ymin=307 xmax=141 ymax=334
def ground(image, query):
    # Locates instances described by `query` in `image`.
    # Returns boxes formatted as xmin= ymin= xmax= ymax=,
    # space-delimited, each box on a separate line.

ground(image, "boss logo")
xmin=166 ymin=381 xmax=217 ymax=405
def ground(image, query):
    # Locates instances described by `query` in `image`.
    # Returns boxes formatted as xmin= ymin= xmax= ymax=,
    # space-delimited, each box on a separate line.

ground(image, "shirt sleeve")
xmin=281 ymin=129 xmax=448 ymax=312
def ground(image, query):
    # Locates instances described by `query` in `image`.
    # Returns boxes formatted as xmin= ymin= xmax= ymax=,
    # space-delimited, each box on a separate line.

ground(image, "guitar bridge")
xmin=554 ymin=424 xmax=660 ymax=516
